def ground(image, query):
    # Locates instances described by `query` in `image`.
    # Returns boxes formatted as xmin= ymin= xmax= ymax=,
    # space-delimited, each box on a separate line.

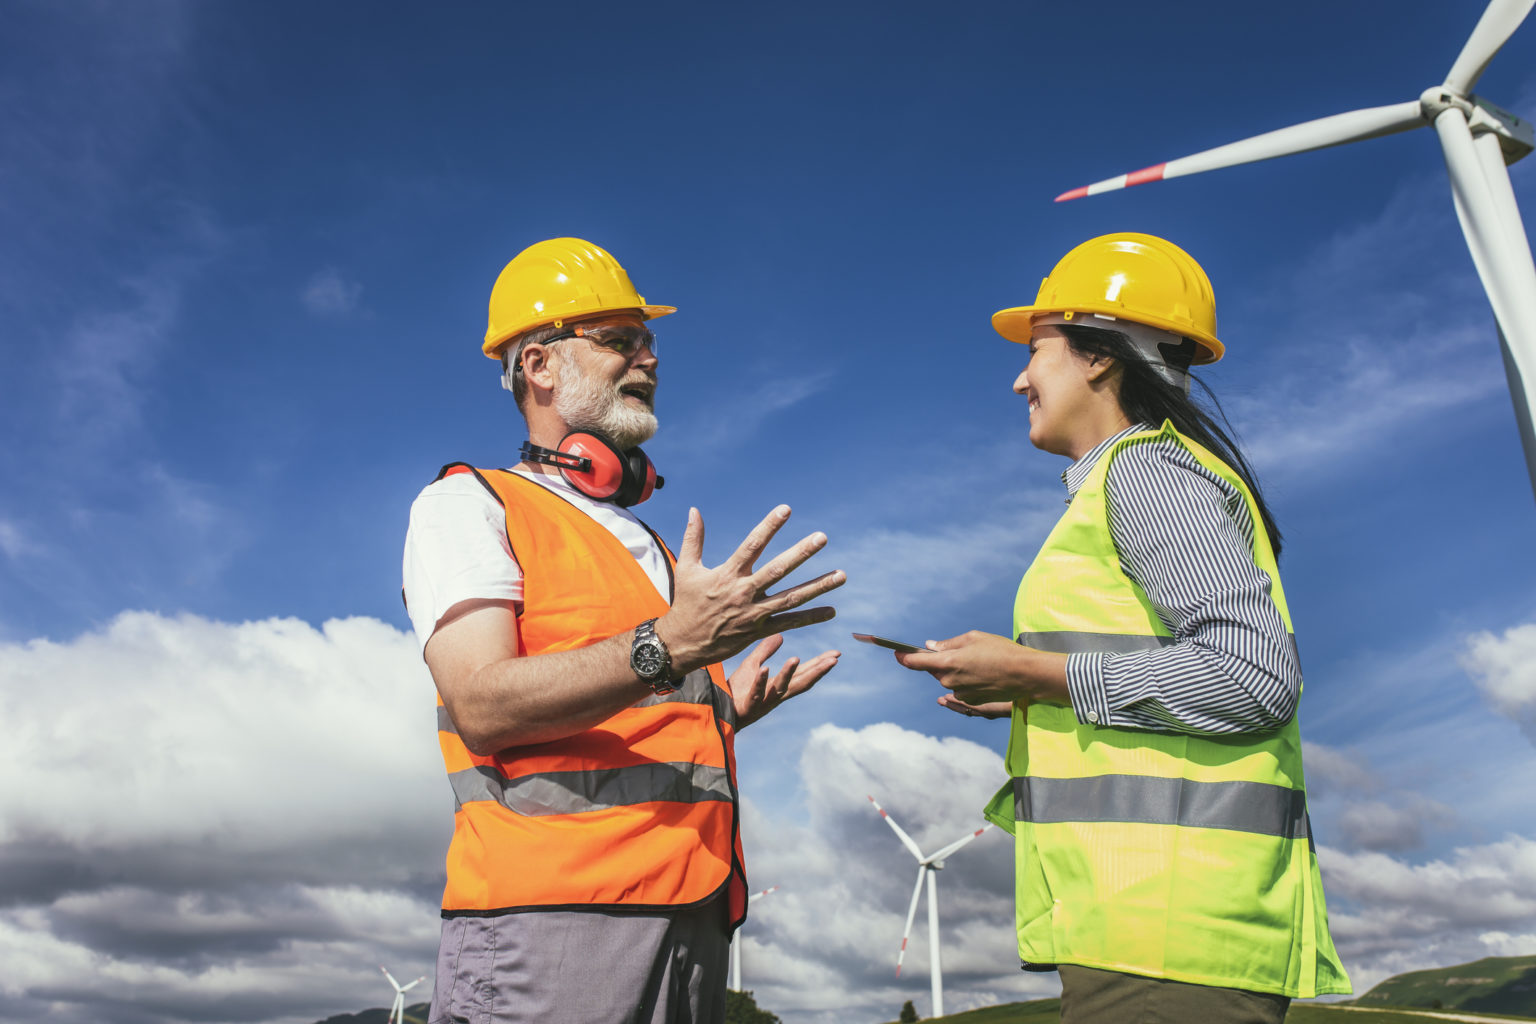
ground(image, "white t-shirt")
xmin=401 ymin=467 xmax=672 ymax=652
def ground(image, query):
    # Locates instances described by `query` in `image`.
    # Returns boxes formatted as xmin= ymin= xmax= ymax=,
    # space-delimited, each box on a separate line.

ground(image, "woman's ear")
xmin=1084 ymin=353 xmax=1120 ymax=384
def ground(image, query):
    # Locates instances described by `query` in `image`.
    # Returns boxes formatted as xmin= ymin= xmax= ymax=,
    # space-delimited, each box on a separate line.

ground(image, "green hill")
xmin=314 ymin=1004 xmax=428 ymax=1024
xmin=880 ymin=956 xmax=1536 ymax=1024
xmin=1351 ymin=955 xmax=1536 ymax=1015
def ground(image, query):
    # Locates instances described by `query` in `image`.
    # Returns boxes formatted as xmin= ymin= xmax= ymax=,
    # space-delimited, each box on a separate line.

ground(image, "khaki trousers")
xmin=1058 ymin=965 xmax=1290 ymax=1024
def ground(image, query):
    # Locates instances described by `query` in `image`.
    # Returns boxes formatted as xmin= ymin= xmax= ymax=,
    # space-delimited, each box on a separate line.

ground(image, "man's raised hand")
xmin=657 ymin=505 xmax=844 ymax=675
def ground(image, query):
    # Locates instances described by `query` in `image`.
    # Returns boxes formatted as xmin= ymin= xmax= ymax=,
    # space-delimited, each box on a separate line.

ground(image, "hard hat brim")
xmin=992 ymin=305 xmax=1223 ymax=364
xmin=483 ymin=304 xmax=677 ymax=359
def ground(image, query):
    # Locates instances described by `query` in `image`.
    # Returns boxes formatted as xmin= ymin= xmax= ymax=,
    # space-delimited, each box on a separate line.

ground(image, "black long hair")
xmin=1058 ymin=323 xmax=1283 ymax=559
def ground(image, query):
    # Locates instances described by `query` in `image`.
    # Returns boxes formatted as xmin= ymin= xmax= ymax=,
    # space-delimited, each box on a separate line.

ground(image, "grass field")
xmin=879 ymin=997 xmax=1536 ymax=1024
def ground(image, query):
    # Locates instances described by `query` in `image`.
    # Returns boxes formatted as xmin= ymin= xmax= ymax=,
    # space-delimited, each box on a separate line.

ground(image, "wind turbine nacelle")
xmin=1470 ymin=96 xmax=1535 ymax=164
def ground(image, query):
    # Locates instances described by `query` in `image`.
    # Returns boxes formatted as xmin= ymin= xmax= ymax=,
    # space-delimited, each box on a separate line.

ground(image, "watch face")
xmin=633 ymin=642 xmax=668 ymax=680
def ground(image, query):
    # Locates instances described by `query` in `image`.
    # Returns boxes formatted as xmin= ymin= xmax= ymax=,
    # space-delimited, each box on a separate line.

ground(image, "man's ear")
xmin=520 ymin=344 xmax=558 ymax=393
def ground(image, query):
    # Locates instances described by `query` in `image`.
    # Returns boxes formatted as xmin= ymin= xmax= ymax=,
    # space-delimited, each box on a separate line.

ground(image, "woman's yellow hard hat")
xmin=992 ymin=232 xmax=1223 ymax=363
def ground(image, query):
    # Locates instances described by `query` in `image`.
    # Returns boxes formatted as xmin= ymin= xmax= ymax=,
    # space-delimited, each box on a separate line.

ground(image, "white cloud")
xmin=1302 ymin=741 xmax=1377 ymax=797
xmin=1462 ymin=622 xmax=1536 ymax=743
xmin=1219 ymin=175 xmax=1509 ymax=485
xmin=5 ymin=612 xmax=1536 ymax=1022
xmin=1337 ymin=797 xmax=1455 ymax=853
xmin=301 ymin=267 xmax=363 ymax=316
xmin=0 ymin=611 xmax=446 ymax=1024
xmin=1319 ymin=834 xmax=1536 ymax=990
xmin=731 ymin=723 xmax=1052 ymax=1022
xmin=0 ymin=521 xmax=39 ymax=561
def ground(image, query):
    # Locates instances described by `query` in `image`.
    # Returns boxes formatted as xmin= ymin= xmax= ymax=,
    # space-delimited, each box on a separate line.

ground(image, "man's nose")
xmin=1013 ymin=368 xmax=1030 ymax=394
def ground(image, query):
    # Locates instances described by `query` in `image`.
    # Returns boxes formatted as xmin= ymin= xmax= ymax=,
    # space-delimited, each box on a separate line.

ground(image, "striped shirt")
xmin=1061 ymin=424 xmax=1301 ymax=735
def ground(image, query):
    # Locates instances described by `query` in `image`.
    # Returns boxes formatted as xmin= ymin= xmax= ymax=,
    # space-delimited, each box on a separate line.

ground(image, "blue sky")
xmin=3 ymin=2 xmax=1536 ymax=1022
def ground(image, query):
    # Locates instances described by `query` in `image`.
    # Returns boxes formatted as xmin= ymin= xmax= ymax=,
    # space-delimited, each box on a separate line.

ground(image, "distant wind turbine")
xmin=729 ymin=884 xmax=780 ymax=993
xmin=1057 ymin=0 xmax=1536 ymax=497
xmin=868 ymin=795 xmax=993 ymax=1019
xmin=380 ymin=966 xmax=425 ymax=1024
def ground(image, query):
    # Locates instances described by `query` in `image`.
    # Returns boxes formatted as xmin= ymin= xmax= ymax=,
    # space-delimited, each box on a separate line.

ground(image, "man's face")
xmin=548 ymin=312 xmax=660 ymax=450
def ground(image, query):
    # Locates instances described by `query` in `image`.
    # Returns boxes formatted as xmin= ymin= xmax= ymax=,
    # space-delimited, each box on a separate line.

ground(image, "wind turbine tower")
xmin=868 ymin=795 xmax=994 ymax=1018
xmin=1057 ymin=0 xmax=1536 ymax=497
xmin=380 ymin=966 xmax=425 ymax=1024
xmin=729 ymin=884 xmax=780 ymax=992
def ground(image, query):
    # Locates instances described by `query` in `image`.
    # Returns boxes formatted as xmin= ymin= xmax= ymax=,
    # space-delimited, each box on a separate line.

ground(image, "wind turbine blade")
xmin=1444 ymin=0 xmax=1536 ymax=95
xmin=748 ymin=884 xmax=779 ymax=902
xmin=895 ymin=868 xmax=925 ymax=977
xmin=1436 ymin=107 xmax=1536 ymax=496
xmin=402 ymin=976 xmax=426 ymax=993
xmin=1054 ymin=100 xmax=1424 ymax=202
xmin=868 ymin=795 xmax=926 ymax=861
xmin=380 ymin=967 xmax=401 ymax=992
xmin=927 ymin=823 xmax=994 ymax=865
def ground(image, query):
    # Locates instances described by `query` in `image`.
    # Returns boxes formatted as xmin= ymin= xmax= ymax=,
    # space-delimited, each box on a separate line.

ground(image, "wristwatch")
xmin=630 ymin=618 xmax=677 ymax=695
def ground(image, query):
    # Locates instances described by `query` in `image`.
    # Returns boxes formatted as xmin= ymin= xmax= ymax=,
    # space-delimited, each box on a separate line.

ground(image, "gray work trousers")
xmin=427 ymin=898 xmax=730 ymax=1024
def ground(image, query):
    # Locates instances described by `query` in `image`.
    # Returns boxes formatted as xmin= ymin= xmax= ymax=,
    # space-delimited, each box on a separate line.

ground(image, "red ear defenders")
xmin=519 ymin=432 xmax=663 ymax=507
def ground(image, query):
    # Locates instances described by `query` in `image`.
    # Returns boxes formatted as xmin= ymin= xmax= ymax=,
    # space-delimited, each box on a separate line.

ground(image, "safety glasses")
xmin=554 ymin=322 xmax=657 ymax=359
xmin=511 ymin=322 xmax=656 ymax=377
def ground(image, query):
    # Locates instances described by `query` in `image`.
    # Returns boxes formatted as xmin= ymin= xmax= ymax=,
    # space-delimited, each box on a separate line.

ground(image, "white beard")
xmin=554 ymin=356 xmax=658 ymax=450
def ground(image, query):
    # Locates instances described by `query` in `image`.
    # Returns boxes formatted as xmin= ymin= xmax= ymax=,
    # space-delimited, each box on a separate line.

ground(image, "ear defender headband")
xmin=519 ymin=432 xmax=663 ymax=507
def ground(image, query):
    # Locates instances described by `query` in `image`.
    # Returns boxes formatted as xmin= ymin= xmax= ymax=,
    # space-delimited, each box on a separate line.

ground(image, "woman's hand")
xmin=937 ymin=694 xmax=1015 ymax=719
xmin=896 ymin=630 xmax=1070 ymax=707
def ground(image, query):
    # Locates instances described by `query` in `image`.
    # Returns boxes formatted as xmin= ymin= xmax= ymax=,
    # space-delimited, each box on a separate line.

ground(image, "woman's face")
xmin=1013 ymin=325 xmax=1103 ymax=458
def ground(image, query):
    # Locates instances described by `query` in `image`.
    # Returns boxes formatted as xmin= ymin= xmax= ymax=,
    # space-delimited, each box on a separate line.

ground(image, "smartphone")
xmin=851 ymin=632 xmax=925 ymax=654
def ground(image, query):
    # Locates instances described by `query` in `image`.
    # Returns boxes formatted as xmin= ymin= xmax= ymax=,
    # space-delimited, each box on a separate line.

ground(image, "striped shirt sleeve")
xmin=1064 ymin=437 xmax=1301 ymax=735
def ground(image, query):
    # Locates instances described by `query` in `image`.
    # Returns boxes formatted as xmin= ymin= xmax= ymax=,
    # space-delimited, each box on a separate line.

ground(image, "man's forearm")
xmin=445 ymin=631 xmax=656 ymax=754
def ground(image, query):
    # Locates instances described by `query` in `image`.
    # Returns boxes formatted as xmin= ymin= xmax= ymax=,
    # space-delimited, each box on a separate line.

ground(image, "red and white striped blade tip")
xmin=1055 ymin=164 xmax=1167 ymax=202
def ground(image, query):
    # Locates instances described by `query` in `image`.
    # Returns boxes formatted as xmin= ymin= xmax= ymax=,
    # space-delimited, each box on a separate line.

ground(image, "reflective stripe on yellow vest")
xmin=986 ymin=422 xmax=1350 ymax=998
xmin=432 ymin=465 xmax=747 ymax=925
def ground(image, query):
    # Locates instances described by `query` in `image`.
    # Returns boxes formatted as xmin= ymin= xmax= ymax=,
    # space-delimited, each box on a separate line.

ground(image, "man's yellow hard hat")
xmin=992 ymin=232 xmax=1223 ymax=363
xmin=483 ymin=237 xmax=676 ymax=359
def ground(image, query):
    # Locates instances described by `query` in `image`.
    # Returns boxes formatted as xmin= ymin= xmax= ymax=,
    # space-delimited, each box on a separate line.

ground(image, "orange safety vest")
xmin=429 ymin=464 xmax=747 ymax=926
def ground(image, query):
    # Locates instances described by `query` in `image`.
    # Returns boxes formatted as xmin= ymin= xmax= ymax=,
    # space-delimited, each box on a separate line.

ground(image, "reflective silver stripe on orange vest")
xmin=1013 ymin=774 xmax=1310 ymax=841
xmin=1018 ymin=630 xmax=1301 ymax=664
xmin=436 ymin=669 xmax=734 ymax=738
xmin=634 ymin=668 xmax=737 ymax=728
xmin=450 ymin=761 xmax=734 ymax=816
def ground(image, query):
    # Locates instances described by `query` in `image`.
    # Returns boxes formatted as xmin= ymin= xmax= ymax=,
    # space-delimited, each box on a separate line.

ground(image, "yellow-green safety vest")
xmin=984 ymin=421 xmax=1350 ymax=998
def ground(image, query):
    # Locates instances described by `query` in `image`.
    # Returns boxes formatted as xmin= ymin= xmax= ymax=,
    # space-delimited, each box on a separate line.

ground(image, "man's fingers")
xmin=726 ymin=505 xmax=793 ymax=573
xmin=786 ymin=651 xmax=840 ymax=694
xmin=769 ymin=657 xmax=799 ymax=697
xmin=760 ymin=569 xmax=846 ymax=614
xmin=749 ymin=530 xmax=829 ymax=591
xmin=761 ymin=605 xmax=837 ymax=635
xmin=678 ymin=507 xmax=705 ymax=565
xmin=745 ymin=633 xmax=785 ymax=671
